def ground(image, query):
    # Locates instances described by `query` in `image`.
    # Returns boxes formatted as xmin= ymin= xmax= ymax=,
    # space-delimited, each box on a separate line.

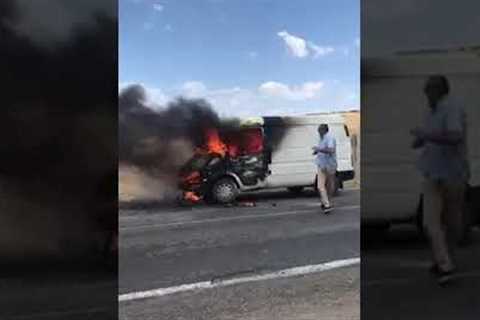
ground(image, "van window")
xmin=344 ymin=125 xmax=350 ymax=137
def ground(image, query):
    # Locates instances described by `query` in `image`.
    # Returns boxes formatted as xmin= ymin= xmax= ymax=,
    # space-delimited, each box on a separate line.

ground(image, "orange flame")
xmin=183 ymin=171 xmax=201 ymax=185
xmin=204 ymin=128 xmax=227 ymax=157
xmin=184 ymin=191 xmax=201 ymax=202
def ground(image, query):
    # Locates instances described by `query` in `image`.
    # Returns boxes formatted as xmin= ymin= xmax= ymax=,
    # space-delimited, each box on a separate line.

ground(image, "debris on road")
xmin=237 ymin=201 xmax=256 ymax=207
xmin=184 ymin=191 xmax=202 ymax=203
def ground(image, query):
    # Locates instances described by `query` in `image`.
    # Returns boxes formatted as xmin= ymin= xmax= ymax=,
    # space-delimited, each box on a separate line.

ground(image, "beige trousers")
xmin=422 ymin=179 xmax=465 ymax=272
xmin=317 ymin=168 xmax=336 ymax=207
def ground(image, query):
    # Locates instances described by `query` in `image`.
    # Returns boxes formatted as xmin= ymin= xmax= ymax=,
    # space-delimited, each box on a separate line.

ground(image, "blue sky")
xmin=120 ymin=0 xmax=359 ymax=117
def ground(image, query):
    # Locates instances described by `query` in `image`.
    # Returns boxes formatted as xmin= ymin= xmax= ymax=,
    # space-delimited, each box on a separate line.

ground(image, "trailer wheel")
xmin=211 ymin=177 xmax=239 ymax=204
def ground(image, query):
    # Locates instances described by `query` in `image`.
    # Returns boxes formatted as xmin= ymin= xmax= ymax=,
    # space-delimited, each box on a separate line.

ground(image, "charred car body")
xmin=179 ymin=115 xmax=355 ymax=204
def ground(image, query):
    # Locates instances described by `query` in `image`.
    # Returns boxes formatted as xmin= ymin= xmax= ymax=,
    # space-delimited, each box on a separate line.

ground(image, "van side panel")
xmin=265 ymin=121 xmax=352 ymax=188
xmin=363 ymin=71 xmax=480 ymax=222
xmin=362 ymin=77 xmax=424 ymax=221
xmin=266 ymin=124 xmax=317 ymax=188
xmin=330 ymin=125 xmax=354 ymax=173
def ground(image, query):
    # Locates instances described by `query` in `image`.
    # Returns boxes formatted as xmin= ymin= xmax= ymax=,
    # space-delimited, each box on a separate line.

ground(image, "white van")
xmin=179 ymin=114 xmax=355 ymax=203
xmin=362 ymin=49 xmax=480 ymax=228
xmin=262 ymin=114 xmax=354 ymax=192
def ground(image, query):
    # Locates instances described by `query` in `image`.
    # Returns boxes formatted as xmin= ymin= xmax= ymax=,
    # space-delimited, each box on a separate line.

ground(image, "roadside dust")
xmin=119 ymin=165 xmax=179 ymax=202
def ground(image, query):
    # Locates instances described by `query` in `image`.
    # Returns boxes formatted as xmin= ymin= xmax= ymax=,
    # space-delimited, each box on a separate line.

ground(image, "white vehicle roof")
xmin=283 ymin=114 xmax=346 ymax=125
xmin=364 ymin=46 xmax=480 ymax=78
xmin=240 ymin=113 xmax=351 ymax=127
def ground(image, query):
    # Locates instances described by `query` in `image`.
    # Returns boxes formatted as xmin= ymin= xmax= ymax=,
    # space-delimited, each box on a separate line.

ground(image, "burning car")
xmin=179 ymin=123 xmax=268 ymax=204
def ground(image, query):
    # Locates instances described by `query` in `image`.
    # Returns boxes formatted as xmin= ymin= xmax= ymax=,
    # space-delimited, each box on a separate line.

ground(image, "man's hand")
xmin=411 ymin=137 xmax=425 ymax=149
xmin=410 ymin=127 xmax=462 ymax=146
xmin=313 ymin=146 xmax=334 ymax=155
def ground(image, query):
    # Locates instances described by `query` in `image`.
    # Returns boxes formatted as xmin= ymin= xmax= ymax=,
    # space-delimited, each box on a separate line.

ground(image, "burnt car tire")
xmin=211 ymin=177 xmax=239 ymax=204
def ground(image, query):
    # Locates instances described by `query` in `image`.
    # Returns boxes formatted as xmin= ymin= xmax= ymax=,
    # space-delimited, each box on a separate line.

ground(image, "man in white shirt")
xmin=411 ymin=75 xmax=469 ymax=285
xmin=313 ymin=124 xmax=337 ymax=213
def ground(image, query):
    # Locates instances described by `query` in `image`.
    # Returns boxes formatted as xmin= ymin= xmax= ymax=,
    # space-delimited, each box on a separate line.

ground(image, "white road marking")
xmin=120 ymin=205 xmax=360 ymax=230
xmin=119 ymin=257 xmax=360 ymax=302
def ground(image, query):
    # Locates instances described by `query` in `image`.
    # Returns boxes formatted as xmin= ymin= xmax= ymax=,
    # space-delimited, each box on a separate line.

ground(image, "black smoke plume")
xmin=0 ymin=0 xmax=117 ymax=262
xmin=119 ymin=84 xmax=223 ymax=175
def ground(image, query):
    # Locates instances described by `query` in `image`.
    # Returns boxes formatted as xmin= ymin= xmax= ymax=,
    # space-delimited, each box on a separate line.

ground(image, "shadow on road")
xmin=119 ymin=187 xmax=358 ymax=211
xmin=362 ymin=224 xmax=480 ymax=320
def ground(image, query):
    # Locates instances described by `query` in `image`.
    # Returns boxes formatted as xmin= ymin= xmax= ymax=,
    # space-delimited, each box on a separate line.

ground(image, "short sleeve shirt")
xmin=315 ymin=132 xmax=337 ymax=173
xmin=417 ymin=96 xmax=470 ymax=182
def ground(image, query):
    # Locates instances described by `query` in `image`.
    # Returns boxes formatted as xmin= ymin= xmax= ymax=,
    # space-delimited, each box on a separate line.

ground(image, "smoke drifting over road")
xmin=1 ymin=0 xmax=117 ymax=261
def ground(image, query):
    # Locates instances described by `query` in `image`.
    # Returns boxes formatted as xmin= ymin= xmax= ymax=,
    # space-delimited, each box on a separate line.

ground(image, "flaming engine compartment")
xmin=179 ymin=126 xmax=269 ymax=202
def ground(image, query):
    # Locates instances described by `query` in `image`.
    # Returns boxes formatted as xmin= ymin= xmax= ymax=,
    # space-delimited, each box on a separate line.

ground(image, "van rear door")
xmin=331 ymin=124 xmax=353 ymax=173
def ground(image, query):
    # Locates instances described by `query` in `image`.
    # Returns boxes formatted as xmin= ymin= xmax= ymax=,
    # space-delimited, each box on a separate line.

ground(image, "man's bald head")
xmin=424 ymin=75 xmax=450 ymax=108
xmin=318 ymin=124 xmax=329 ymax=136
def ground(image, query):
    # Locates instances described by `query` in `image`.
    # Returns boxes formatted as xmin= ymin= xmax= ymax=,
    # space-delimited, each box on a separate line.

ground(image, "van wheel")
xmin=211 ymin=178 xmax=239 ymax=204
xmin=333 ymin=177 xmax=342 ymax=196
xmin=287 ymin=186 xmax=304 ymax=193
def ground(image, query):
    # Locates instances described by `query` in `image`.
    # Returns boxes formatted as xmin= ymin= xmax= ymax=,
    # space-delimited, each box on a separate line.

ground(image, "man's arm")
xmin=425 ymin=131 xmax=463 ymax=145
xmin=317 ymin=137 xmax=336 ymax=154
xmin=411 ymin=107 xmax=464 ymax=146
xmin=313 ymin=146 xmax=333 ymax=154
xmin=312 ymin=144 xmax=334 ymax=155
xmin=317 ymin=147 xmax=335 ymax=154
xmin=411 ymin=137 xmax=425 ymax=149
xmin=410 ymin=128 xmax=462 ymax=146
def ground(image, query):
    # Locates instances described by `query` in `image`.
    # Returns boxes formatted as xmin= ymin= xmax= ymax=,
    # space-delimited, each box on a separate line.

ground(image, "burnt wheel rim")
xmin=215 ymin=182 xmax=236 ymax=202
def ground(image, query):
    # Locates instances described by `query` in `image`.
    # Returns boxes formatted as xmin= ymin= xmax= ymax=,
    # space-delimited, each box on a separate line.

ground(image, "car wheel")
xmin=211 ymin=177 xmax=239 ymax=204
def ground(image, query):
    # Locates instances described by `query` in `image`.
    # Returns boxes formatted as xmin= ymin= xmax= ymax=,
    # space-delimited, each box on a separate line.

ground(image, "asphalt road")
xmin=0 ymin=260 xmax=117 ymax=320
xmin=362 ymin=224 xmax=480 ymax=320
xmin=119 ymin=188 xmax=360 ymax=319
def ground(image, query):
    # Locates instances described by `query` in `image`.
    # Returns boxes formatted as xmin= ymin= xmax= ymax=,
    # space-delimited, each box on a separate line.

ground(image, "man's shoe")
xmin=323 ymin=205 xmax=333 ymax=214
xmin=437 ymin=270 xmax=455 ymax=286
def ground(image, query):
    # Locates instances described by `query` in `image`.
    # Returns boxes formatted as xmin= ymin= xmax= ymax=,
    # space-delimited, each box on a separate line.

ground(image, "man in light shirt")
xmin=313 ymin=124 xmax=337 ymax=214
xmin=410 ymin=75 xmax=469 ymax=285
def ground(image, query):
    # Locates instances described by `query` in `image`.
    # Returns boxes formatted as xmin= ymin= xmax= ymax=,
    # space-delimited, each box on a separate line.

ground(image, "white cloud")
xmin=277 ymin=30 xmax=335 ymax=59
xmin=258 ymin=81 xmax=324 ymax=100
xmin=164 ymin=24 xmax=173 ymax=32
xmin=308 ymin=42 xmax=335 ymax=58
xmin=153 ymin=3 xmax=164 ymax=12
xmin=181 ymin=81 xmax=208 ymax=97
xmin=247 ymin=51 xmax=258 ymax=59
xmin=277 ymin=30 xmax=309 ymax=58
xmin=145 ymin=87 xmax=169 ymax=107
xmin=119 ymin=80 xmax=358 ymax=117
